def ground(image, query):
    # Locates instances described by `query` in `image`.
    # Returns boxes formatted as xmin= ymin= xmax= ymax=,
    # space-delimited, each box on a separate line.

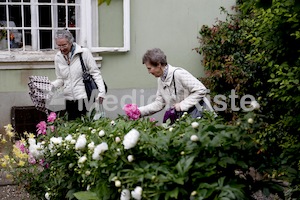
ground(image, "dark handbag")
xmin=79 ymin=53 xmax=107 ymax=100
xmin=163 ymin=69 xmax=203 ymax=124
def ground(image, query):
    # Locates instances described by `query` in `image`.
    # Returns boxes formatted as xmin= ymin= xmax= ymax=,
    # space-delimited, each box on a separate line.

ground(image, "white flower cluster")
xmin=28 ymin=138 xmax=44 ymax=159
xmin=123 ymin=129 xmax=140 ymax=149
xmin=120 ymin=186 xmax=143 ymax=200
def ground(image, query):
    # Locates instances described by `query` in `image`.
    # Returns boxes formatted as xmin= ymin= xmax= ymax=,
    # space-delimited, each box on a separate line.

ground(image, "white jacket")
xmin=51 ymin=43 xmax=105 ymax=100
xmin=139 ymin=65 xmax=207 ymax=116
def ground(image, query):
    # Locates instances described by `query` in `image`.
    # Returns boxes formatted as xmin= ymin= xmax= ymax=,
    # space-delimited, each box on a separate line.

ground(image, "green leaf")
xmin=73 ymin=191 xmax=99 ymax=200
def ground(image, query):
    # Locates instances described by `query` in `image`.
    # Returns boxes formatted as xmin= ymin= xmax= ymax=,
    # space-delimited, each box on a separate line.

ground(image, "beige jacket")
xmin=51 ymin=43 xmax=105 ymax=100
xmin=139 ymin=65 xmax=207 ymax=116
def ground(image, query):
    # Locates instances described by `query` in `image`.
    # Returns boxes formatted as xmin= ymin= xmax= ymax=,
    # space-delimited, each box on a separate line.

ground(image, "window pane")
xmin=10 ymin=29 xmax=23 ymax=48
xmin=23 ymin=0 xmax=30 ymax=2
xmin=68 ymin=6 xmax=76 ymax=27
xmin=9 ymin=5 xmax=22 ymax=27
xmin=40 ymin=30 xmax=52 ymax=49
xmin=0 ymin=5 xmax=6 ymax=21
xmin=68 ymin=0 xmax=76 ymax=3
xmin=58 ymin=5 xmax=66 ymax=27
xmin=24 ymin=29 xmax=31 ymax=48
xmin=57 ymin=0 xmax=65 ymax=3
xmin=0 ymin=0 xmax=6 ymax=2
xmin=24 ymin=5 xmax=31 ymax=27
xmin=39 ymin=5 xmax=51 ymax=27
xmin=0 ymin=30 xmax=8 ymax=50
xmin=11 ymin=0 xmax=21 ymax=2
xmin=38 ymin=0 xmax=51 ymax=2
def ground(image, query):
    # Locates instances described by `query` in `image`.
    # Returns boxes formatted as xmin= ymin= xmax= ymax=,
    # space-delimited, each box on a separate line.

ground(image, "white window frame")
xmin=83 ymin=0 xmax=130 ymax=53
xmin=0 ymin=0 xmax=130 ymax=68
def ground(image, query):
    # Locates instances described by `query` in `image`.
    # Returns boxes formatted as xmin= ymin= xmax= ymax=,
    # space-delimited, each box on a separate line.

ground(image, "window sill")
xmin=0 ymin=51 xmax=103 ymax=69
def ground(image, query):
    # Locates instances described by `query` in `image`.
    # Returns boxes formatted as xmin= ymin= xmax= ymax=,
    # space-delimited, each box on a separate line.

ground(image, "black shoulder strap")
xmin=79 ymin=53 xmax=87 ymax=72
xmin=173 ymin=69 xmax=179 ymax=96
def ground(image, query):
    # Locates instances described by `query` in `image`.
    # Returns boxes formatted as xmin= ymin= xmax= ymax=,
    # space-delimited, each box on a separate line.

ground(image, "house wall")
xmin=0 ymin=0 xmax=235 ymax=133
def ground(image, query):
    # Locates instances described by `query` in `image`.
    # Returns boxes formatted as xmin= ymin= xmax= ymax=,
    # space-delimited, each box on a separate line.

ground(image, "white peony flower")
xmin=250 ymin=100 xmax=260 ymax=110
xmin=120 ymin=189 xmax=130 ymax=200
xmin=123 ymin=129 xmax=140 ymax=150
xmin=78 ymin=155 xmax=87 ymax=164
xmin=115 ymin=137 xmax=121 ymax=143
xmin=191 ymin=122 xmax=199 ymax=128
xmin=92 ymin=142 xmax=108 ymax=160
xmin=65 ymin=134 xmax=73 ymax=141
xmin=131 ymin=186 xmax=142 ymax=200
xmin=99 ymin=130 xmax=105 ymax=137
xmin=29 ymin=139 xmax=44 ymax=159
xmin=115 ymin=180 xmax=121 ymax=187
xmin=248 ymin=118 xmax=254 ymax=124
xmin=190 ymin=135 xmax=199 ymax=142
xmin=45 ymin=192 xmax=50 ymax=200
xmin=88 ymin=142 xmax=95 ymax=150
xmin=50 ymin=137 xmax=63 ymax=145
xmin=127 ymin=155 xmax=134 ymax=162
xmin=75 ymin=135 xmax=87 ymax=150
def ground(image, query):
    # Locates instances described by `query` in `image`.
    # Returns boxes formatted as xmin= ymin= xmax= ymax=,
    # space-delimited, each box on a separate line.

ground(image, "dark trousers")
xmin=65 ymin=100 xmax=87 ymax=120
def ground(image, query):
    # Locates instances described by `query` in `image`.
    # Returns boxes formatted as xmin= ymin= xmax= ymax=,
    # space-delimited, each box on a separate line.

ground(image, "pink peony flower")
xmin=15 ymin=140 xmax=27 ymax=153
xmin=49 ymin=125 xmax=55 ymax=132
xmin=123 ymin=104 xmax=141 ymax=120
xmin=36 ymin=121 xmax=47 ymax=135
xmin=47 ymin=112 xmax=57 ymax=123
xmin=28 ymin=153 xmax=36 ymax=164
xmin=150 ymin=118 xmax=156 ymax=122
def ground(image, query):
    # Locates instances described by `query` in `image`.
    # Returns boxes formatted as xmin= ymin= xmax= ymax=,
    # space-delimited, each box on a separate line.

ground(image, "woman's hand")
xmin=174 ymin=103 xmax=181 ymax=111
xmin=99 ymin=97 xmax=104 ymax=104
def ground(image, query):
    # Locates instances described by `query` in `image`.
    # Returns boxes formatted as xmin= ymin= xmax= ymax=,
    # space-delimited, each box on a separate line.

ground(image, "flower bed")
xmin=0 ymin=111 xmax=287 ymax=199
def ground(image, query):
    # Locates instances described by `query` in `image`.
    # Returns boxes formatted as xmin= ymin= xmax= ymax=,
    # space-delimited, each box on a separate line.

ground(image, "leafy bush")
xmin=0 ymin=111 xmax=289 ymax=200
xmin=197 ymin=0 xmax=300 ymax=197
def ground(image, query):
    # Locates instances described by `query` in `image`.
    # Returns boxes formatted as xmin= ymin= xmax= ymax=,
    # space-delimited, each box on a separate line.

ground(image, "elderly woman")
xmin=138 ymin=48 xmax=208 ymax=123
xmin=51 ymin=29 xmax=106 ymax=120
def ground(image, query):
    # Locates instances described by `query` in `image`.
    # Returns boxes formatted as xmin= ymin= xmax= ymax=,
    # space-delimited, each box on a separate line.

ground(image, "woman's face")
xmin=56 ymin=38 xmax=72 ymax=55
xmin=145 ymin=62 xmax=164 ymax=78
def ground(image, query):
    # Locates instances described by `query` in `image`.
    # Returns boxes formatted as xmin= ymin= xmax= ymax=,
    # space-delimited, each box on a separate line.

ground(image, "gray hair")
xmin=55 ymin=29 xmax=74 ymax=44
xmin=142 ymin=48 xmax=167 ymax=67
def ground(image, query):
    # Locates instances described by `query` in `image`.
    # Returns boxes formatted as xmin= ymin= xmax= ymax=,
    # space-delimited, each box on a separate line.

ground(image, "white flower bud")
xmin=169 ymin=127 xmax=174 ymax=132
xmin=190 ymin=135 xmax=199 ymax=142
xmin=115 ymin=180 xmax=121 ymax=187
xmin=99 ymin=130 xmax=105 ymax=137
xmin=70 ymin=139 xmax=76 ymax=144
xmin=45 ymin=192 xmax=50 ymax=200
xmin=85 ymin=171 xmax=91 ymax=176
xmin=115 ymin=137 xmax=121 ymax=143
xmin=250 ymin=100 xmax=260 ymax=110
xmin=191 ymin=191 xmax=197 ymax=196
xmin=127 ymin=155 xmax=134 ymax=162
xmin=248 ymin=118 xmax=254 ymax=124
xmin=91 ymin=129 xmax=96 ymax=134
xmin=191 ymin=122 xmax=199 ymax=128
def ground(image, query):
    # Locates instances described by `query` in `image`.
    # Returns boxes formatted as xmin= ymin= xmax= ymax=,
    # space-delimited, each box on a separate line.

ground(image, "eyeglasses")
xmin=56 ymin=43 xmax=69 ymax=49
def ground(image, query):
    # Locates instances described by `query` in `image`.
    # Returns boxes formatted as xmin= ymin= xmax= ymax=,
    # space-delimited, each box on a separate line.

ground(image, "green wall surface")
xmin=98 ymin=0 xmax=235 ymax=89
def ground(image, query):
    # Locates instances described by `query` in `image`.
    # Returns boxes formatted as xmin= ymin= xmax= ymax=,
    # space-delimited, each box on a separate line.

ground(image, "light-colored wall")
xmin=0 ymin=0 xmax=235 ymax=132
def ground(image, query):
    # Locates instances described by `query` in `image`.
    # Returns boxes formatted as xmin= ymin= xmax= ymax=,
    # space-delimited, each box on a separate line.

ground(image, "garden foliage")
xmin=0 ymin=111 xmax=288 ymax=200
xmin=197 ymin=0 xmax=300 ymax=198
